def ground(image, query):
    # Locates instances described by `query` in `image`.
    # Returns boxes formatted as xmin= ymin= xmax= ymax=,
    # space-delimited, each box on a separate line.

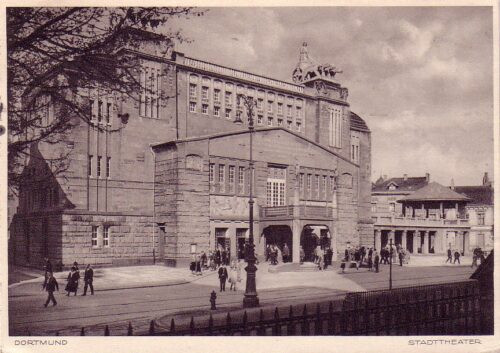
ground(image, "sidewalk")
xmin=8 ymin=265 xmax=217 ymax=297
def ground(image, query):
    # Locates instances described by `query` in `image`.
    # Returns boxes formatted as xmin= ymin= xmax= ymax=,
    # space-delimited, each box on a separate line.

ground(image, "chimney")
xmin=450 ymin=178 xmax=455 ymax=190
xmin=403 ymin=174 xmax=408 ymax=181
xmin=425 ymin=173 xmax=430 ymax=182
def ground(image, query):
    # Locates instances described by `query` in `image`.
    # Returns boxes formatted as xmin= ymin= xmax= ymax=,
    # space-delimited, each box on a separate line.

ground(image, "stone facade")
xmin=10 ymin=37 xmax=372 ymax=268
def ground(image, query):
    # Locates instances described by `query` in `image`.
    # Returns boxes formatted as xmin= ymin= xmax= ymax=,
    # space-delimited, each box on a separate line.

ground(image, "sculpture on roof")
xmin=292 ymin=42 xmax=343 ymax=83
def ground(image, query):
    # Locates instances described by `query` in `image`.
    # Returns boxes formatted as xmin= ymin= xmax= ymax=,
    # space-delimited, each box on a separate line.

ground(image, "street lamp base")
xmin=243 ymin=295 xmax=260 ymax=308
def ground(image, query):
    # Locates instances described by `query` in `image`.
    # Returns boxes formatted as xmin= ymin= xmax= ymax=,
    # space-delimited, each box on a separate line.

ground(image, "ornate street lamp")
xmin=235 ymin=94 xmax=259 ymax=308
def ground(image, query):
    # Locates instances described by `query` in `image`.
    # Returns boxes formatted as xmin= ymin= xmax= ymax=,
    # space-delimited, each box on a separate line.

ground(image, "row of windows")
xmin=139 ymin=64 xmax=162 ymax=119
xmin=89 ymin=99 xmax=112 ymax=125
xmin=88 ymin=155 xmax=111 ymax=178
xmin=299 ymin=173 xmax=336 ymax=201
xmin=209 ymin=163 xmax=247 ymax=194
xmin=351 ymin=134 xmax=360 ymax=163
xmin=91 ymin=225 xmax=110 ymax=248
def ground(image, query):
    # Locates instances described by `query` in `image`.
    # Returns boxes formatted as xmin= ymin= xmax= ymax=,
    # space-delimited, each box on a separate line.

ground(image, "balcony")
xmin=372 ymin=215 xmax=469 ymax=228
xmin=260 ymin=205 xmax=334 ymax=221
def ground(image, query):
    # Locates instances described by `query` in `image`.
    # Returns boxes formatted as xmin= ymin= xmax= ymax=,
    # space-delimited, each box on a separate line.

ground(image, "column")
xmin=463 ymin=231 xmax=470 ymax=255
xmin=292 ymin=220 xmax=301 ymax=263
xmin=422 ymin=231 xmax=429 ymax=254
xmin=413 ymin=230 xmax=419 ymax=254
xmin=374 ymin=229 xmax=381 ymax=251
xmin=388 ymin=229 xmax=395 ymax=244
xmin=229 ymin=225 xmax=237 ymax=260
xmin=402 ymin=230 xmax=407 ymax=250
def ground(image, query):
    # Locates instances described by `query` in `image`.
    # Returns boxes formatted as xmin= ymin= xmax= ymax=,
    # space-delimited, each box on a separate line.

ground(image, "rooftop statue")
xmin=292 ymin=42 xmax=343 ymax=83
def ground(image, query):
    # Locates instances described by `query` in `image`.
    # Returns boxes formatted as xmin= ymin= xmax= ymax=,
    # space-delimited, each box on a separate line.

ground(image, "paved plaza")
xmin=8 ymin=257 xmax=476 ymax=336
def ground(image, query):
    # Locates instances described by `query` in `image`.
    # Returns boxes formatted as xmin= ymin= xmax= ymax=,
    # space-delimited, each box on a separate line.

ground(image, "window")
xmin=267 ymin=101 xmax=273 ymax=113
xmin=236 ymin=110 xmax=242 ymax=121
xmin=214 ymin=89 xmax=221 ymax=104
xmin=351 ymin=134 xmax=360 ymax=163
xmin=277 ymin=103 xmax=283 ymax=115
xmin=189 ymin=102 xmax=196 ymax=113
xmin=287 ymin=105 xmax=292 ymax=117
xmin=202 ymin=104 xmax=208 ymax=115
xmin=296 ymin=122 xmax=302 ymax=132
xmin=257 ymin=115 xmax=263 ymax=125
xmin=277 ymin=118 xmax=283 ymax=126
xmin=189 ymin=83 xmax=197 ymax=100
xmin=266 ymin=169 xmax=286 ymax=207
xmin=98 ymin=101 xmax=103 ymax=123
xmin=238 ymin=166 xmax=245 ymax=193
xmin=330 ymin=176 xmax=335 ymax=191
xmin=97 ymin=156 xmax=102 ymax=178
xmin=225 ymin=109 xmax=231 ymax=119
xmin=478 ymin=213 xmax=485 ymax=225
xmin=287 ymin=120 xmax=292 ymax=129
xmin=299 ymin=173 xmax=304 ymax=192
xmin=229 ymin=166 xmax=235 ymax=193
xmin=315 ymin=175 xmax=320 ymax=198
xmin=389 ymin=203 xmax=395 ymax=213
xmin=140 ymin=64 xmax=161 ymax=118
xmin=296 ymin=106 xmax=302 ymax=120
xmin=202 ymin=86 xmax=209 ymax=101
xmin=106 ymin=103 xmax=112 ymax=125
xmin=103 ymin=226 xmax=110 ymax=247
xmin=219 ymin=164 xmax=225 ymax=192
xmin=214 ymin=106 xmax=220 ymax=117
xmin=209 ymin=164 xmax=215 ymax=183
xmin=267 ymin=117 xmax=273 ymax=126
xmin=106 ymin=157 xmax=111 ymax=179
xmin=88 ymin=155 xmax=93 ymax=177
xmin=257 ymin=99 xmax=263 ymax=111
xmin=329 ymin=107 xmax=342 ymax=148
xmin=225 ymin=91 xmax=232 ymax=106
xmin=90 ymin=100 xmax=95 ymax=121
xmin=322 ymin=176 xmax=327 ymax=199
xmin=307 ymin=174 xmax=312 ymax=197
xmin=91 ymin=226 xmax=98 ymax=247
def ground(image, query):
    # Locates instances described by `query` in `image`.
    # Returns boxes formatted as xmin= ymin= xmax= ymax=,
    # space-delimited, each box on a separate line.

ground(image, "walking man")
xmin=398 ymin=249 xmax=404 ymax=267
xmin=445 ymin=248 xmax=453 ymax=263
xmin=282 ymin=243 xmax=290 ymax=263
xmin=453 ymin=249 xmax=461 ymax=264
xmin=218 ymin=265 xmax=228 ymax=292
xmin=374 ymin=250 xmax=380 ymax=273
xmin=82 ymin=264 xmax=94 ymax=296
xmin=43 ymin=272 xmax=59 ymax=307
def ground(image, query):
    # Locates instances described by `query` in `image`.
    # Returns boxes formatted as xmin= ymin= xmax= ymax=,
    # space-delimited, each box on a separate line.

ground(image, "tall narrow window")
xmin=89 ymin=99 xmax=95 ymax=121
xmin=189 ymin=102 xmax=196 ymax=113
xmin=218 ymin=164 xmax=225 ymax=193
xmin=88 ymin=155 xmax=93 ymax=177
xmin=229 ymin=166 xmax=235 ymax=193
xmin=189 ymin=83 xmax=197 ymax=100
xmin=307 ymin=174 xmax=312 ymax=198
xmin=225 ymin=92 xmax=232 ymax=106
xmin=97 ymin=101 xmax=103 ymax=123
xmin=257 ymin=99 xmax=263 ymax=111
xmin=214 ymin=106 xmax=220 ymax=117
xmin=214 ymin=89 xmax=221 ymax=104
xmin=209 ymin=163 xmax=215 ymax=192
xmin=97 ymin=156 xmax=102 ymax=178
xmin=277 ymin=103 xmax=283 ymax=115
xmin=329 ymin=108 xmax=342 ymax=148
xmin=140 ymin=63 xmax=161 ymax=118
xmin=103 ymin=226 xmax=110 ymax=247
xmin=322 ymin=176 xmax=327 ymax=199
xmin=91 ymin=226 xmax=98 ymax=247
xmin=202 ymin=86 xmax=209 ymax=101
xmin=267 ymin=100 xmax=273 ymax=113
xmin=202 ymin=104 xmax=208 ymax=115
xmin=106 ymin=157 xmax=111 ymax=179
xmin=238 ymin=166 xmax=245 ymax=194
xmin=225 ymin=109 xmax=231 ymax=119
xmin=299 ymin=173 xmax=304 ymax=192
xmin=106 ymin=102 xmax=112 ymax=125
xmin=315 ymin=175 xmax=320 ymax=199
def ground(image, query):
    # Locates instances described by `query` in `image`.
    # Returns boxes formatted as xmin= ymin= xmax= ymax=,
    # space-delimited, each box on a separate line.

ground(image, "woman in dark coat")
xmin=65 ymin=266 xmax=80 ymax=296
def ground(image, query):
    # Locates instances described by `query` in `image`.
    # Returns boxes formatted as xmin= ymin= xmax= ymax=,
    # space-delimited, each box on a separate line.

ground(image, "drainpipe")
xmin=149 ymin=145 xmax=156 ymax=265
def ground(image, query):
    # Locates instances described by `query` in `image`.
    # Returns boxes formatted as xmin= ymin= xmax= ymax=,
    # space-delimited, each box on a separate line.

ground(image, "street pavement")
xmin=8 ymin=258 xmax=476 ymax=336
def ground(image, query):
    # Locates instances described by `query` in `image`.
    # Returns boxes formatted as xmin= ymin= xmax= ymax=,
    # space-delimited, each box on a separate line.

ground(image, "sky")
xmin=166 ymin=7 xmax=494 ymax=186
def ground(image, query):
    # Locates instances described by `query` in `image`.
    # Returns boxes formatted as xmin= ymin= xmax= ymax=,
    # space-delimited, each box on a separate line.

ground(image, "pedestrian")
xmin=282 ymin=243 xmax=290 ymax=263
xmin=360 ymin=246 xmax=366 ymax=265
xmin=299 ymin=246 xmax=305 ymax=264
xmin=374 ymin=250 xmax=380 ymax=273
xmin=65 ymin=266 xmax=80 ymax=296
xmin=221 ymin=248 xmax=228 ymax=266
xmin=453 ymin=250 xmax=461 ymax=264
xmin=201 ymin=251 xmax=207 ymax=269
xmin=340 ymin=257 xmax=346 ymax=273
xmin=354 ymin=248 xmax=361 ymax=270
xmin=446 ymin=248 xmax=453 ymax=263
xmin=367 ymin=250 xmax=373 ymax=271
xmin=398 ymin=249 xmax=404 ymax=267
xmin=229 ymin=264 xmax=238 ymax=291
xmin=190 ymin=254 xmax=196 ymax=274
xmin=215 ymin=248 xmax=221 ymax=268
xmin=218 ymin=265 xmax=228 ymax=292
xmin=82 ymin=264 xmax=94 ymax=296
xmin=43 ymin=272 xmax=59 ymax=307
xmin=195 ymin=254 xmax=202 ymax=275
xmin=325 ymin=247 xmax=333 ymax=269
xmin=43 ymin=257 xmax=53 ymax=288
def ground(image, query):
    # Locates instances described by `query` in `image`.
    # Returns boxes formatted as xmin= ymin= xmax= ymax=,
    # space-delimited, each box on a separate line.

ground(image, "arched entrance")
xmin=300 ymin=225 xmax=332 ymax=262
xmin=262 ymin=225 xmax=293 ymax=262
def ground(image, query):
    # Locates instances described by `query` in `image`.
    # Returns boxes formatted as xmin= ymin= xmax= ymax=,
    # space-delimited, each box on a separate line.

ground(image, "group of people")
xmin=217 ymin=259 xmax=242 ymax=292
xmin=445 ymin=248 xmax=463 ymax=264
xmin=340 ymin=244 xmax=409 ymax=274
xmin=41 ymin=258 xmax=95 ymax=308
xmin=265 ymin=244 xmax=282 ymax=265
xmin=189 ymin=247 xmax=234 ymax=275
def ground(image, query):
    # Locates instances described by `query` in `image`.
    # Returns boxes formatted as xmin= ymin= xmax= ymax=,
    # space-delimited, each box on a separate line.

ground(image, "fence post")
xmin=149 ymin=320 xmax=155 ymax=335
xmin=257 ymin=309 xmax=266 ymax=335
xmin=242 ymin=311 xmax=248 ymax=336
xmin=80 ymin=327 xmax=85 ymax=336
xmin=315 ymin=303 xmax=322 ymax=335
xmin=190 ymin=316 xmax=195 ymax=336
xmin=327 ymin=302 xmax=334 ymax=334
xmin=208 ymin=314 xmax=214 ymax=336
xmin=364 ymin=299 xmax=370 ymax=335
xmin=226 ymin=313 xmax=232 ymax=335
xmin=127 ymin=322 xmax=133 ymax=336
xmin=170 ymin=318 xmax=176 ymax=335
xmin=273 ymin=307 xmax=281 ymax=336
xmin=301 ymin=304 xmax=309 ymax=335
xmin=104 ymin=325 xmax=110 ymax=336
xmin=287 ymin=306 xmax=295 ymax=336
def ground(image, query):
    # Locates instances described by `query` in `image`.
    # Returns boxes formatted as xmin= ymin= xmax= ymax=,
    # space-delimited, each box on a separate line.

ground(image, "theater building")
xmin=9 ymin=36 xmax=372 ymax=268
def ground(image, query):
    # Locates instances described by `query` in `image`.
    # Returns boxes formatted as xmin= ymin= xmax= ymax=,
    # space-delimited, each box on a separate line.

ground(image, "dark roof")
xmin=372 ymin=176 xmax=428 ymax=192
xmin=454 ymin=186 xmax=493 ymax=206
xmin=399 ymin=182 xmax=471 ymax=202
xmin=350 ymin=112 xmax=370 ymax=132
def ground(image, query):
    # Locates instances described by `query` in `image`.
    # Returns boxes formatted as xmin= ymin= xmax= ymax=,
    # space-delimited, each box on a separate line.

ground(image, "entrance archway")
xmin=300 ymin=225 xmax=331 ymax=262
xmin=262 ymin=225 xmax=293 ymax=262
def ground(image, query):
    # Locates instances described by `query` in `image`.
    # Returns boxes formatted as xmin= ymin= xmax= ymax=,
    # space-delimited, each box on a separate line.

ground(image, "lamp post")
xmin=389 ymin=238 xmax=393 ymax=290
xmin=235 ymin=94 xmax=259 ymax=308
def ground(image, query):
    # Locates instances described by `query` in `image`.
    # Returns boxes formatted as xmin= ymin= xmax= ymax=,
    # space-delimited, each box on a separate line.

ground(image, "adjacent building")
xmin=372 ymin=173 xmax=494 ymax=255
xmin=9 ymin=36 xmax=372 ymax=268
